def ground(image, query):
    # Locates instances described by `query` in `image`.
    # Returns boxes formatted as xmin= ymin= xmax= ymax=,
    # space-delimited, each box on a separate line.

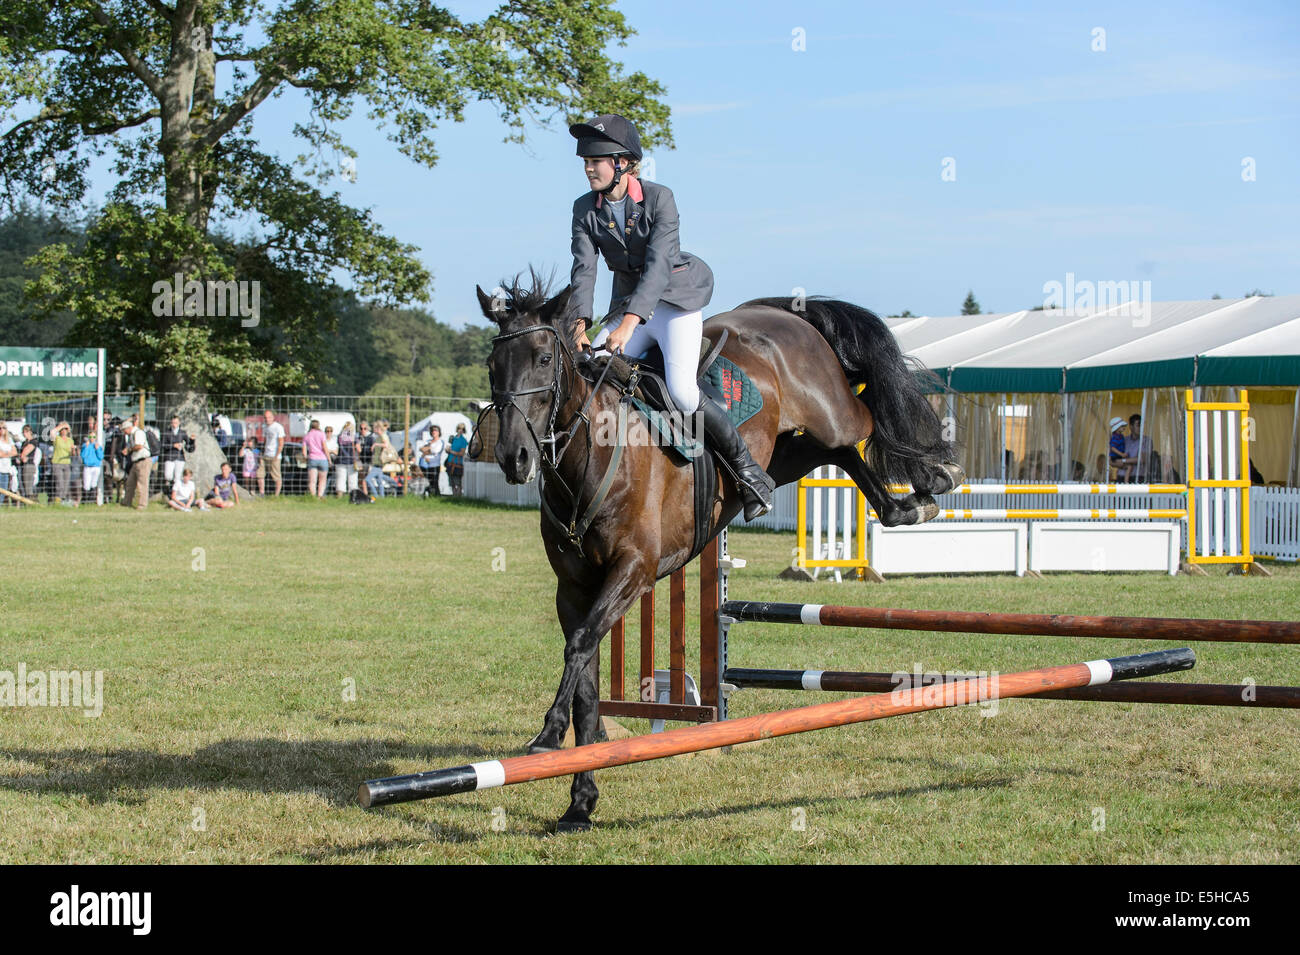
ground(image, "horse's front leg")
xmin=528 ymin=559 xmax=652 ymax=756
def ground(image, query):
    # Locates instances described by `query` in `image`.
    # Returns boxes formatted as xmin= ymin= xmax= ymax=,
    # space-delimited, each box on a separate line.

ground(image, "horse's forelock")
xmin=497 ymin=269 xmax=553 ymax=322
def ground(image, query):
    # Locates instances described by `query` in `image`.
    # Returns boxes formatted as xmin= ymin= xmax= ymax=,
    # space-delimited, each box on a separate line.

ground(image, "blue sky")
xmin=237 ymin=1 xmax=1298 ymax=325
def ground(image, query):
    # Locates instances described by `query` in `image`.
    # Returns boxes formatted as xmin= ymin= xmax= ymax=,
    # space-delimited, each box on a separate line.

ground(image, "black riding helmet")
xmin=570 ymin=113 xmax=642 ymax=195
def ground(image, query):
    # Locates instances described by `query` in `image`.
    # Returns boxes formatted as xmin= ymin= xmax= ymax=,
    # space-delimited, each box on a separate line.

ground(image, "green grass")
xmin=1 ymin=496 xmax=1297 ymax=863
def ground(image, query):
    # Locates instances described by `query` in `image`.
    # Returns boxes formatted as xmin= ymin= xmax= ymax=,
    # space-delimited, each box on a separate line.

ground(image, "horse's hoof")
xmin=526 ymin=741 xmax=559 ymax=755
xmin=940 ymin=462 xmax=967 ymax=493
xmin=914 ymin=500 xmax=940 ymax=524
xmin=555 ymin=818 xmax=592 ymax=833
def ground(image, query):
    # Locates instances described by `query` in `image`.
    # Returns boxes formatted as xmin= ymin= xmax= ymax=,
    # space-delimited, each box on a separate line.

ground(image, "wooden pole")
xmin=0 ymin=485 xmax=38 ymax=506
xmin=723 ymin=667 xmax=1300 ymax=708
xmin=403 ymin=394 xmax=411 ymax=494
xmin=358 ymin=648 xmax=1196 ymax=808
xmin=639 ymin=587 xmax=655 ymax=702
xmin=669 ymin=567 xmax=685 ymax=704
xmin=722 ymin=601 xmax=1300 ymax=645
xmin=609 ymin=618 xmax=625 ymax=702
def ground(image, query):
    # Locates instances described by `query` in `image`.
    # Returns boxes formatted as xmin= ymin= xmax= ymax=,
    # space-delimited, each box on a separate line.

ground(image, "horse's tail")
xmin=742 ymin=296 xmax=957 ymax=482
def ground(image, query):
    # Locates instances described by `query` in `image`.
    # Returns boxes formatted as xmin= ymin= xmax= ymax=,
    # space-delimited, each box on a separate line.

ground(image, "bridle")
xmin=483 ymin=320 xmax=621 ymax=553
xmin=486 ymin=322 xmax=570 ymax=472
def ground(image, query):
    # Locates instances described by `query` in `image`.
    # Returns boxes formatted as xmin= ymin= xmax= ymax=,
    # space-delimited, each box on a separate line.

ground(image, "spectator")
xmin=241 ymin=436 xmax=259 ymax=490
xmin=1125 ymin=414 xmax=1153 ymax=483
xmin=161 ymin=416 xmax=190 ymax=492
xmin=419 ymin=425 xmax=446 ymax=497
xmin=1108 ymin=417 xmax=1131 ymax=482
xmin=168 ymin=467 xmax=204 ymax=511
xmin=257 ymin=409 xmax=285 ymax=496
xmin=50 ymin=421 xmax=74 ymax=505
xmin=323 ymin=425 xmax=339 ymax=494
xmin=16 ymin=425 xmax=39 ymax=503
xmin=211 ymin=414 xmax=230 ymax=451
xmin=357 ymin=420 xmax=374 ymax=473
xmin=303 ymin=418 xmax=330 ymax=499
xmin=120 ymin=417 xmax=152 ymax=510
xmin=0 ymin=425 xmax=16 ymax=504
xmin=365 ymin=421 xmax=401 ymax=498
xmin=80 ymin=427 xmax=103 ymax=505
xmin=446 ymin=423 xmax=469 ymax=497
xmin=335 ymin=421 xmax=358 ymax=498
xmin=205 ymin=462 xmax=241 ymax=508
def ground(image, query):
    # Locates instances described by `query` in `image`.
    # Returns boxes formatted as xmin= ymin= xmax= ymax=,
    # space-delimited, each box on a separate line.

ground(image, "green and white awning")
xmin=888 ymin=295 xmax=1300 ymax=393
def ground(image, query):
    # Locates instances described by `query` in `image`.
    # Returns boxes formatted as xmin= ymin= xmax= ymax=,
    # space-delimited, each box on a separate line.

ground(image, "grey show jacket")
xmin=569 ymin=177 xmax=714 ymax=325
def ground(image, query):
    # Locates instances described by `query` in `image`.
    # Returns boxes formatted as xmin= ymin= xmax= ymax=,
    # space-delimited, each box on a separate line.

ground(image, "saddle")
xmin=577 ymin=333 xmax=730 ymax=566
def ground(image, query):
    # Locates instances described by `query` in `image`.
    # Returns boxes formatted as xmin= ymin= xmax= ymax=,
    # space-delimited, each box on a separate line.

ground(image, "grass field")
xmin=2 ymin=495 xmax=1297 ymax=864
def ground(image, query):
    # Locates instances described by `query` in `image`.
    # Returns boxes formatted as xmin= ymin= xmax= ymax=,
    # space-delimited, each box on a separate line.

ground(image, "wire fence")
xmin=0 ymin=391 xmax=489 ymax=505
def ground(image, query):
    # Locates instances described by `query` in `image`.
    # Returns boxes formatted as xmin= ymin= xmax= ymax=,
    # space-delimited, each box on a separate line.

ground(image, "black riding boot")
xmin=698 ymin=399 xmax=775 ymax=521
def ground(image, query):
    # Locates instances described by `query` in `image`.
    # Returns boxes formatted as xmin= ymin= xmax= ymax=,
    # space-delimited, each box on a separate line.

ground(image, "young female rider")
xmin=567 ymin=113 xmax=775 ymax=519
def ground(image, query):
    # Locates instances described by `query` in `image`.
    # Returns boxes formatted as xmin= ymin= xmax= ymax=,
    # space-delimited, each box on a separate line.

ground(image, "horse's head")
xmin=477 ymin=275 xmax=576 ymax=485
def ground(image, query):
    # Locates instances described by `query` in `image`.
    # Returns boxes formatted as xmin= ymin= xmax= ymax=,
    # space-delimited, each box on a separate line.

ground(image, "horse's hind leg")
xmin=907 ymin=459 xmax=966 ymax=496
xmin=830 ymin=447 xmax=939 ymax=527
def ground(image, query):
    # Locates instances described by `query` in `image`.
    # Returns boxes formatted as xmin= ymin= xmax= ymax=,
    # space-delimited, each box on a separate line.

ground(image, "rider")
xmin=567 ymin=113 xmax=775 ymax=519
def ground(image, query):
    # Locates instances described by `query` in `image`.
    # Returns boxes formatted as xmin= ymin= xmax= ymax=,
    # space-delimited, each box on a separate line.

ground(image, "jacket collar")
xmin=595 ymin=175 xmax=643 ymax=209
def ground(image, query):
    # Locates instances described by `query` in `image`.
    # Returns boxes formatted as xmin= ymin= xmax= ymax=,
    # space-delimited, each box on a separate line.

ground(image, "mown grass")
xmin=1 ymin=496 xmax=1297 ymax=863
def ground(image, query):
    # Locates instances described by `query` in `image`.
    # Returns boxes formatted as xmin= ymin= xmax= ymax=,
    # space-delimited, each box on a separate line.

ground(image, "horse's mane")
xmin=495 ymin=267 xmax=581 ymax=368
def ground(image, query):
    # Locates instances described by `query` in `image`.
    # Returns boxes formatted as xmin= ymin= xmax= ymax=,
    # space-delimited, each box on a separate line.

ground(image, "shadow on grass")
xmin=1 ymin=737 xmax=508 ymax=809
xmin=301 ymin=774 xmax=1019 ymax=858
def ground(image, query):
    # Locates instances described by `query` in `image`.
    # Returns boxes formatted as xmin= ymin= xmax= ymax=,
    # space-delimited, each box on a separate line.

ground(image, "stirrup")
xmin=737 ymin=467 xmax=775 ymax=520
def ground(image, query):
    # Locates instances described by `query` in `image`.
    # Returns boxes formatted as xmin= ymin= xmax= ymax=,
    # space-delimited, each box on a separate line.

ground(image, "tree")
xmin=1 ymin=0 xmax=671 ymax=487
xmin=0 ymin=205 xmax=80 ymax=346
xmin=961 ymin=290 xmax=981 ymax=315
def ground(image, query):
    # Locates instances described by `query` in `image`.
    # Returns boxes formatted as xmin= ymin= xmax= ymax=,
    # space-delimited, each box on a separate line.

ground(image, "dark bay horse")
xmin=476 ymin=277 xmax=962 ymax=830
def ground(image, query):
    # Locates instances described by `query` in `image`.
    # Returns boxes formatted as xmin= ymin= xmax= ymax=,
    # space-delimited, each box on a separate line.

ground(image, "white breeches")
xmin=592 ymin=303 xmax=703 ymax=412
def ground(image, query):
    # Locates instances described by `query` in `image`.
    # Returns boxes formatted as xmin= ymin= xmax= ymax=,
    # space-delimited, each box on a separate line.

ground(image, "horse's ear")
xmin=539 ymin=285 xmax=573 ymax=326
xmin=476 ymin=285 xmax=506 ymax=324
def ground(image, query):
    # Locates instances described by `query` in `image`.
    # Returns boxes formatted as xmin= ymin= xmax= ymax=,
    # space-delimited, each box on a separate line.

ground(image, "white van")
xmin=289 ymin=411 xmax=356 ymax=438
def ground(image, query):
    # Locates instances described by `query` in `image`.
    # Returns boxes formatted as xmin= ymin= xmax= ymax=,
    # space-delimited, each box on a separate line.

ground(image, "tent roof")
xmin=889 ymin=294 xmax=1300 ymax=393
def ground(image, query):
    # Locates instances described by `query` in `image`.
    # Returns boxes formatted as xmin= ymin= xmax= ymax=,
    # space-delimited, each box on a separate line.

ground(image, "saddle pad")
xmin=705 ymin=356 xmax=763 ymax=427
xmin=628 ymin=395 xmax=703 ymax=462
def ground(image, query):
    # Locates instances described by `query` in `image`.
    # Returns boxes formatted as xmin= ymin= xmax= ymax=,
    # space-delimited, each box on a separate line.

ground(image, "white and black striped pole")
xmin=358 ymin=648 xmax=1195 ymax=809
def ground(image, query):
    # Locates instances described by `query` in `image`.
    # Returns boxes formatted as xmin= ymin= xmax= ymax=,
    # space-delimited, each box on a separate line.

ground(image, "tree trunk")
xmin=158 ymin=370 xmax=227 ymax=497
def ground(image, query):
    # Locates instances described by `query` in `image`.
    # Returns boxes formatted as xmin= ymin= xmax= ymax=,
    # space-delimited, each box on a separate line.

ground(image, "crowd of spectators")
xmin=0 ymin=405 xmax=474 ymax=510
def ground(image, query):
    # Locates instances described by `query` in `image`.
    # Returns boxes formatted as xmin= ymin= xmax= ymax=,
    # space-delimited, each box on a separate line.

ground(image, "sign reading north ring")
xmin=0 ymin=347 xmax=102 ymax=392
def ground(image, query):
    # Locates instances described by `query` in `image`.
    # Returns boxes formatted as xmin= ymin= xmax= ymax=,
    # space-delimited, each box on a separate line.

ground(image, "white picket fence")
xmin=1252 ymin=485 xmax=1300 ymax=561
xmin=462 ymin=463 xmax=1300 ymax=564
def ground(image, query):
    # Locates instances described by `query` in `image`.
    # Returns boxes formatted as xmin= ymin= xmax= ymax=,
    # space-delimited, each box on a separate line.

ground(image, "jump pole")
xmin=357 ymin=647 xmax=1195 ymax=808
xmin=724 ymin=667 xmax=1300 ymax=708
xmin=722 ymin=601 xmax=1300 ymax=645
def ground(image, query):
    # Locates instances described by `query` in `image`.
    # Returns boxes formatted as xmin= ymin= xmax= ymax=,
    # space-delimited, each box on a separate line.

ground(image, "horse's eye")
xmin=539 ymin=353 xmax=552 ymax=367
